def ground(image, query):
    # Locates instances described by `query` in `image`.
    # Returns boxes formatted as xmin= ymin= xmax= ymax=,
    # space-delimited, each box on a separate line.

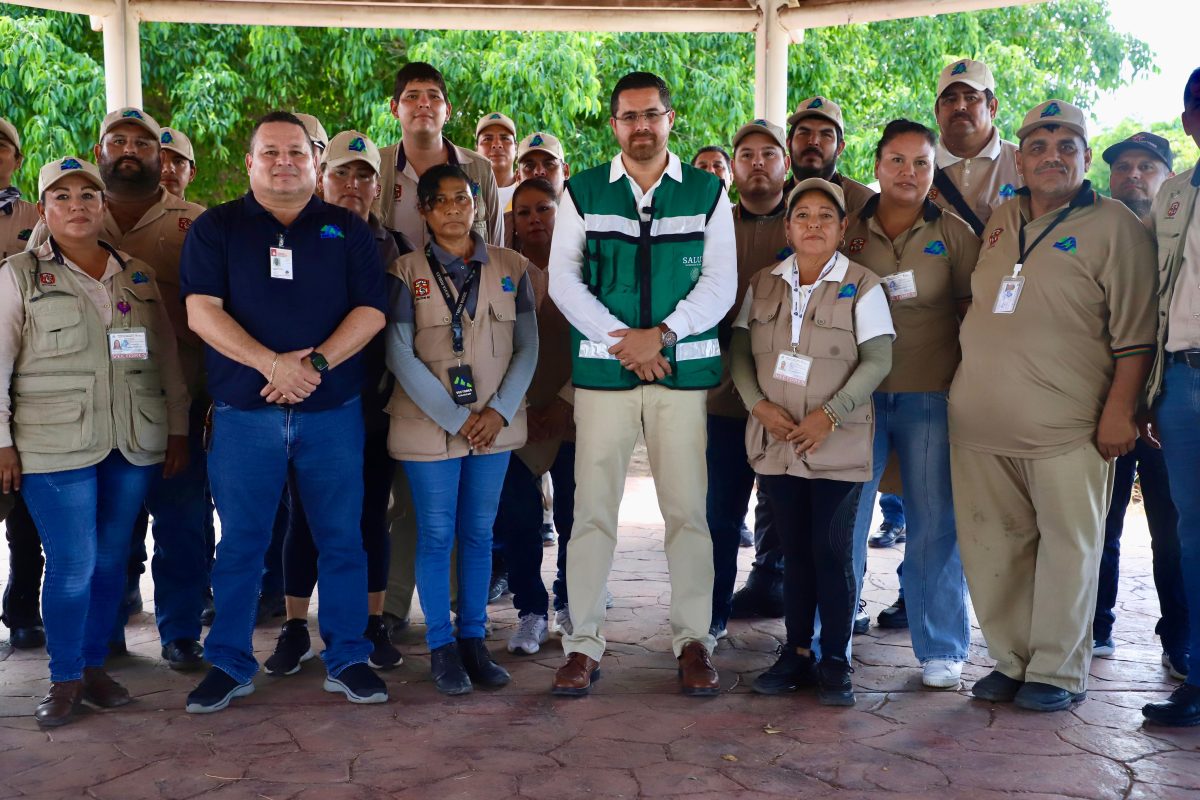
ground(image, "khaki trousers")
xmin=951 ymin=442 xmax=1114 ymax=693
xmin=563 ymin=385 xmax=716 ymax=662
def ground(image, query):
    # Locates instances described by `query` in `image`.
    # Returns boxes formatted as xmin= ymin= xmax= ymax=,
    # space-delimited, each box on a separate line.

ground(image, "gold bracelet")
xmin=822 ymin=405 xmax=840 ymax=430
xmin=267 ymin=353 xmax=279 ymax=385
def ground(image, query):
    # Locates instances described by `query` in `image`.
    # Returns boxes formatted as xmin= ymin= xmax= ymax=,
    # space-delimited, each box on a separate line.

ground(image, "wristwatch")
xmin=658 ymin=323 xmax=678 ymax=348
xmin=309 ymin=352 xmax=330 ymax=374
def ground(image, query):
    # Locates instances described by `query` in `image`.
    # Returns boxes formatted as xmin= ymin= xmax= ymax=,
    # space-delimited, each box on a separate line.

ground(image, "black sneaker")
xmin=324 ymin=662 xmax=388 ymax=704
xmin=186 ymin=667 xmax=254 ymax=714
xmin=877 ymin=596 xmax=908 ymax=629
xmin=868 ymin=522 xmax=906 ymax=548
xmin=366 ymin=615 xmax=402 ymax=670
xmin=540 ymin=523 xmax=557 ymax=546
xmin=729 ymin=573 xmax=785 ymax=619
xmin=264 ymin=620 xmax=314 ymax=676
xmin=458 ymin=637 xmax=511 ymax=689
xmin=487 ymin=574 xmax=510 ymax=604
xmin=199 ymin=593 xmax=215 ymax=627
xmin=430 ymin=642 xmax=472 ymax=695
xmin=817 ymin=657 xmax=855 ymax=706
xmin=752 ymin=646 xmax=816 ymax=695
xmin=162 ymin=638 xmax=205 ymax=671
xmin=853 ymin=600 xmax=870 ymax=635
xmin=1143 ymin=683 xmax=1200 ymax=727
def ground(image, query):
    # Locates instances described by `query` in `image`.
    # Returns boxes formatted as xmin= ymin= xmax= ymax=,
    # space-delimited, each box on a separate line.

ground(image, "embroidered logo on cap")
xmin=132 ymin=271 xmax=149 ymax=284
xmin=178 ymin=218 xmax=192 ymax=232
xmin=1168 ymin=201 xmax=1181 ymax=219
xmin=753 ymin=119 xmax=769 ymax=126
xmin=848 ymin=238 xmax=865 ymax=254
xmin=999 ymin=183 xmax=1017 ymax=198
xmin=413 ymin=278 xmax=431 ymax=299
xmin=807 ymin=98 xmax=824 ymax=109
xmin=161 ymin=131 xmax=174 ymax=144
xmin=121 ymin=109 xmax=144 ymax=119
xmin=348 ymin=137 xmax=367 ymax=152
xmin=500 ymin=276 xmax=516 ymax=293
xmin=837 ymin=284 xmax=857 ymax=299
xmin=319 ymin=224 xmax=345 ymax=239
xmin=60 ymin=158 xmax=82 ymax=170
xmin=490 ymin=113 xmax=502 ymax=120
xmin=924 ymin=240 xmax=947 ymax=256
xmin=1040 ymin=102 xmax=1062 ymax=118
xmin=1132 ymin=133 xmax=1148 ymax=142
xmin=988 ymin=227 xmax=1004 ymax=248
xmin=951 ymin=62 xmax=968 ymax=75
xmin=39 ymin=273 xmax=55 ymax=286
xmin=530 ymin=134 xmax=545 ymax=147
xmin=1053 ymin=236 xmax=1077 ymax=253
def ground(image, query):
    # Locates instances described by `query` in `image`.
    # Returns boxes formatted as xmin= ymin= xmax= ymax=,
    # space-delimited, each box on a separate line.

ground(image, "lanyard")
xmin=789 ymin=255 xmax=838 ymax=350
xmin=1013 ymin=183 xmax=1093 ymax=277
xmin=424 ymin=245 xmax=480 ymax=357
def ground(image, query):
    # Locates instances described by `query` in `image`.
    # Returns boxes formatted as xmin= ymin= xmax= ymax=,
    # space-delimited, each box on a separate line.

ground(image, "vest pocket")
xmin=12 ymin=372 xmax=96 ymax=454
xmin=126 ymin=376 xmax=168 ymax=455
xmin=384 ymin=393 xmax=450 ymax=458
xmin=28 ymin=296 xmax=88 ymax=358
xmin=489 ymin=296 xmax=517 ymax=359
xmin=748 ymin=299 xmax=781 ymax=355
xmin=799 ymin=422 xmax=871 ymax=473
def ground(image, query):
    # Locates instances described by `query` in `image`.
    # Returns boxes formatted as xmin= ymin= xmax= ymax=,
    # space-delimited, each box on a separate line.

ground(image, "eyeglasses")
xmin=614 ymin=110 xmax=669 ymax=125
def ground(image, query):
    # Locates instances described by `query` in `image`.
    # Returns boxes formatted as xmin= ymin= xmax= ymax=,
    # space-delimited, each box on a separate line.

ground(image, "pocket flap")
xmin=748 ymin=298 xmax=781 ymax=324
xmin=489 ymin=295 xmax=518 ymax=323
xmin=14 ymin=399 xmax=84 ymax=425
xmin=29 ymin=297 xmax=82 ymax=333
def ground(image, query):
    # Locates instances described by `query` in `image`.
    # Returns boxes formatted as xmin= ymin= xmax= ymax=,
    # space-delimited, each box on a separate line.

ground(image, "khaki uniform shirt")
xmin=29 ymin=188 xmax=205 ymax=396
xmin=842 ymin=195 xmax=980 ymax=392
xmin=1148 ymin=165 xmax=1200 ymax=401
xmin=708 ymin=200 xmax=790 ymax=418
xmin=931 ymin=131 xmax=1022 ymax=227
xmin=949 ymin=185 xmax=1157 ymax=458
xmin=0 ymin=199 xmax=38 ymax=261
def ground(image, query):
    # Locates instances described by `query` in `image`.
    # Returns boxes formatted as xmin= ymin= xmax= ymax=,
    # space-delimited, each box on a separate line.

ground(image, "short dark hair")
xmin=416 ymin=163 xmax=472 ymax=211
xmin=1186 ymin=67 xmax=1200 ymax=104
xmin=610 ymin=72 xmax=672 ymax=118
xmin=692 ymin=146 xmax=731 ymax=168
xmin=874 ymin=119 xmax=938 ymax=161
xmin=247 ymin=111 xmax=313 ymax=156
xmin=512 ymin=178 xmax=558 ymax=207
xmin=393 ymin=62 xmax=448 ymax=103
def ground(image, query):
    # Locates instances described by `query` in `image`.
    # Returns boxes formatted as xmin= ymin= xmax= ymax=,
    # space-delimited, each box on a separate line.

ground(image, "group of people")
xmin=1 ymin=55 xmax=1198 ymax=731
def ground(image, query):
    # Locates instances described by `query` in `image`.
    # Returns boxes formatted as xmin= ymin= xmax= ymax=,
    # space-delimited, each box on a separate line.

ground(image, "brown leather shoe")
xmin=678 ymin=641 xmax=720 ymax=697
xmin=35 ymin=680 xmax=83 ymax=728
xmin=551 ymin=653 xmax=600 ymax=697
xmin=82 ymin=667 xmax=132 ymax=708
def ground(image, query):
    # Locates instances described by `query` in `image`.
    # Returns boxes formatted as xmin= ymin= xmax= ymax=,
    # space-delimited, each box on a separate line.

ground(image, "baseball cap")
xmin=787 ymin=177 xmax=846 ymax=215
xmin=731 ymin=119 xmax=787 ymax=151
xmin=38 ymin=156 xmax=106 ymax=196
xmin=0 ymin=118 xmax=20 ymax=154
xmin=937 ymin=59 xmax=996 ymax=96
xmin=476 ymin=112 xmax=517 ymax=138
xmin=323 ymin=130 xmax=382 ymax=175
xmin=1017 ymin=100 xmax=1088 ymax=142
xmin=1102 ymin=131 xmax=1173 ymax=171
xmin=516 ymin=132 xmax=565 ymax=162
xmin=99 ymin=107 xmax=161 ymax=141
xmin=159 ymin=127 xmax=195 ymax=162
xmin=787 ymin=96 xmax=844 ymax=137
xmin=293 ymin=113 xmax=329 ymax=151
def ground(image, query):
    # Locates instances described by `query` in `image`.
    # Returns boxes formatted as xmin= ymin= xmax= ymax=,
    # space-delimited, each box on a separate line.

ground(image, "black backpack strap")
xmin=932 ymin=167 xmax=986 ymax=238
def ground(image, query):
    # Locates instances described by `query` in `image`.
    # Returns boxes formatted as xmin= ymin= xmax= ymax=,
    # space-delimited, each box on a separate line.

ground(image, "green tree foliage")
xmin=0 ymin=1 xmax=1156 ymax=207
xmin=1086 ymin=117 xmax=1200 ymax=194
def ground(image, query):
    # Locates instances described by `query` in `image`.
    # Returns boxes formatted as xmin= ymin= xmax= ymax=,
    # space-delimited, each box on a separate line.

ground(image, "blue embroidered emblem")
xmin=999 ymin=183 xmax=1016 ymax=198
xmin=121 ymin=109 xmax=143 ymax=119
xmin=753 ymin=119 xmax=769 ymax=126
xmin=161 ymin=131 xmax=174 ymax=144
xmin=923 ymin=240 xmax=947 ymax=256
xmin=1053 ymin=236 xmax=1077 ymax=253
xmin=469 ymin=180 xmax=479 ymax=197
xmin=1040 ymin=102 xmax=1062 ymax=118
xmin=60 ymin=158 xmax=82 ymax=170
xmin=319 ymin=225 xmax=345 ymax=239
xmin=132 ymin=271 xmax=149 ymax=284
xmin=951 ymin=62 xmax=968 ymax=75
xmin=807 ymin=98 xmax=824 ymax=109
xmin=530 ymin=134 xmax=544 ymax=147
xmin=837 ymin=284 xmax=857 ymax=299
xmin=348 ymin=137 xmax=366 ymax=152
xmin=490 ymin=113 xmax=502 ymax=120
xmin=500 ymin=276 xmax=516 ymax=293
xmin=17 ymin=229 xmax=31 ymax=241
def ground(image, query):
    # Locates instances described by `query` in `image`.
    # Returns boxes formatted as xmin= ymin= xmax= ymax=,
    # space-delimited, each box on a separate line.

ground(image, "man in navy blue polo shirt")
xmin=179 ymin=111 xmax=389 ymax=713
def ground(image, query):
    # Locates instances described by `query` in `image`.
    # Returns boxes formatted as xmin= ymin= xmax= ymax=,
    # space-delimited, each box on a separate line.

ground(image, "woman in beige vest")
xmin=0 ymin=157 xmax=188 ymax=727
xmin=385 ymin=164 xmax=538 ymax=695
xmin=730 ymin=178 xmax=894 ymax=706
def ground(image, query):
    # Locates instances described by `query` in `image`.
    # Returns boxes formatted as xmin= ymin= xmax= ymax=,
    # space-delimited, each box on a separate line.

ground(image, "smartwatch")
xmin=309 ymin=352 xmax=330 ymax=374
xmin=658 ymin=323 xmax=678 ymax=348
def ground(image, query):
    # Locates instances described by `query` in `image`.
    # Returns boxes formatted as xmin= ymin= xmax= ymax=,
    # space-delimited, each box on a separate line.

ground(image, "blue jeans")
xmin=1152 ymin=360 xmax=1200 ymax=684
xmin=403 ymin=451 xmax=511 ymax=650
xmin=204 ymin=397 xmax=372 ymax=683
xmin=706 ymin=414 xmax=756 ymax=632
xmin=852 ymin=391 xmax=969 ymax=662
xmin=880 ymin=493 xmax=906 ymax=527
xmin=1095 ymin=439 xmax=1187 ymax=655
xmin=23 ymin=451 xmax=156 ymax=682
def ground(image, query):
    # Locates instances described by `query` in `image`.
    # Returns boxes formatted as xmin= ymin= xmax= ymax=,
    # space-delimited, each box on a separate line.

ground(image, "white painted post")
xmin=100 ymin=0 xmax=142 ymax=111
xmin=755 ymin=1 xmax=790 ymax=126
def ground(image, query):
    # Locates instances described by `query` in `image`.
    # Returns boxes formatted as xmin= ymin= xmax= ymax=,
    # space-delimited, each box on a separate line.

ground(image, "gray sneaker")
xmin=552 ymin=607 xmax=573 ymax=637
xmin=507 ymin=613 xmax=549 ymax=655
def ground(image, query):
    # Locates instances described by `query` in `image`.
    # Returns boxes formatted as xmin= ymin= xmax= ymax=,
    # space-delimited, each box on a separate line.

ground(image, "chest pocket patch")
xmin=28 ymin=295 xmax=88 ymax=358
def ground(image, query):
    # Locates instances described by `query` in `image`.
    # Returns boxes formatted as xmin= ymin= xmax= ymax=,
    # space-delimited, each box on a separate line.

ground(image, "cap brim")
xmin=42 ymin=172 xmax=106 ymax=194
xmin=786 ymin=110 xmax=842 ymax=134
xmin=938 ymin=77 xmax=989 ymax=96
xmin=1017 ymin=120 xmax=1087 ymax=142
xmin=102 ymin=118 xmax=159 ymax=140
xmin=161 ymin=144 xmax=192 ymax=160
xmin=1101 ymin=140 xmax=1169 ymax=168
xmin=322 ymin=154 xmax=380 ymax=173
xmin=518 ymin=146 xmax=561 ymax=159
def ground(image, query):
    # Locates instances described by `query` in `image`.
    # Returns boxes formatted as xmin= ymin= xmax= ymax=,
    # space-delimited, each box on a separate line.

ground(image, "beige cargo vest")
xmin=6 ymin=248 xmax=171 ymax=473
xmin=385 ymin=244 xmax=528 ymax=461
xmin=744 ymin=258 xmax=881 ymax=482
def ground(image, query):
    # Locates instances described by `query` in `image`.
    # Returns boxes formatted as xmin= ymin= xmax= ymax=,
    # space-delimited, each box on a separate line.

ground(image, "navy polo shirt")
xmin=179 ymin=192 xmax=387 ymax=411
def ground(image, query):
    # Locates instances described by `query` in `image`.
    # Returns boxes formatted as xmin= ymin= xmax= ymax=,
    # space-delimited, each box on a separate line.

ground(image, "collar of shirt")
xmin=32 ymin=239 xmax=124 ymax=283
xmin=1016 ymin=180 xmax=1098 ymax=224
xmin=430 ymin=230 xmax=489 ymax=271
xmin=771 ymin=250 xmax=847 ymax=283
xmin=858 ymin=193 xmax=942 ymax=225
xmin=241 ymin=190 xmax=325 ymax=226
xmin=936 ymin=127 xmax=1003 ymax=170
xmin=736 ymin=198 xmax=786 ymax=221
xmin=395 ymin=137 xmax=463 ymax=175
xmin=608 ymin=150 xmax=683 ymax=208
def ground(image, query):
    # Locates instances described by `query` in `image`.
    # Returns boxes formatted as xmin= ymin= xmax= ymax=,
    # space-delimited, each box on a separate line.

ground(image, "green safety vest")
xmin=565 ymin=161 xmax=724 ymax=391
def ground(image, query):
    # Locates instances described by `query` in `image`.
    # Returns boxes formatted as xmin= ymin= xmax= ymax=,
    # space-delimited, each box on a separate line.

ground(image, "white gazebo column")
xmin=100 ymin=0 xmax=143 ymax=110
xmin=754 ymin=1 xmax=790 ymax=125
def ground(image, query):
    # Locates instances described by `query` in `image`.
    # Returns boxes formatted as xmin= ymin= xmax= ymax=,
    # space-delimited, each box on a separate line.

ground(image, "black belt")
xmin=1170 ymin=350 xmax=1200 ymax=368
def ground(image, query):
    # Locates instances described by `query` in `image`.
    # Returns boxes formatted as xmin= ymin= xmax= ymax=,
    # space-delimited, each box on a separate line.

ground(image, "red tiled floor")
xmin=1 ymin=475 xmax=1198 ymax=799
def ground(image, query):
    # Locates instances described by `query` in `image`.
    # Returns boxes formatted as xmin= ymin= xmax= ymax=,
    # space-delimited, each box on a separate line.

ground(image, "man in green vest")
xmin=547 ymin=71 xmax=736 ymax=697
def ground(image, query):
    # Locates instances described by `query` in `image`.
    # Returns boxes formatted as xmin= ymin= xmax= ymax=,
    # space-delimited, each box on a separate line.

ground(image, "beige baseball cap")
xmin=1017 ymin=100 xmax=1088 ymax=142
xmin=99 ymin=107 xmax=161 ymax=141
xmin=476 ymin=112 xmax=517 ymax=138
xmin=293 ymin=113 xmax=329 ymax=150
xmin=787 ymin=96 xmax=844 ymax=137
xmin=159 ymin=127 xmax=195 ymax=162
xmin=322 ymin=130 xmax=381 ymax=174
xmin=38 ymin=156 xmax=106 ymax=196
xmin=937 ymin=59 xmax=996 ymax=96
xmin=732 ymin=119 xmax=787 ymax=151
xmin=516 ymin=132 xmax=565 ymax=162
xmin=0 ymin=118 xmax=20 ymax=154
xmin=786 ymin=177 xmax=845 ymax=215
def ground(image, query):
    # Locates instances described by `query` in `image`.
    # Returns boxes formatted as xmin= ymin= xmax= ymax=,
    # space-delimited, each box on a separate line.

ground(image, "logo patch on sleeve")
xmin=848 ymin=238 xmax=865 ymax=254
xmin=178 ymin=217 xmax=192 ymax=232
xmin=837 ymin=284 xmax=857 ymax=299
xmin=38 ymin=273 xmax=55 ymax=286
xmin=928 ymin=187 xmax=940 ymax=201
xmin=988 ymin=227 xmax=1004 ymax=248
xmin=1052 ymin=236 xmax=1077 ymax=253
xmin=1168 ymin=201 xmax=1181 ymax=219
xmin=17 ymin=228 xmax=31 ymax=241
xmin=393 ymin=184 xmax=403 ymax=201
xmin=923 ymin=240 xmax=947 ymax=256
xmin=319 ymin=224 xmax=345 ymax=239
xmin=500 ymin=276 xmax=516 ymax=293
xmin=413 ymin=278 xmax=431 ymax=299
xmin=132 ymin=271 xmax=149 ymax=284
xmin=999 ymin=183 xmax=1017 ymax=199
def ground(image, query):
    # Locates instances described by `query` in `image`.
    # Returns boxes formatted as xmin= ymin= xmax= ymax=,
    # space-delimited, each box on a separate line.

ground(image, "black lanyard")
xmin=424 ymin=245 xmax=480 ymax=357
xmin=1016 ymin=182 xmax=1095 ymax=267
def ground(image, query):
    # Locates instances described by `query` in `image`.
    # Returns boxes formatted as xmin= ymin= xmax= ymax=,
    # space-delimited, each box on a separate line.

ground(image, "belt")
xmin=1170 ymin=350 xmax=1200 ymax=368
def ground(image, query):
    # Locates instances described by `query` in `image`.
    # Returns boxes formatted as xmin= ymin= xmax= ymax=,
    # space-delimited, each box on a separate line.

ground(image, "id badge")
xmin=448 ymin=364 xmax=478 ymax=406
xmin=993 ymin=275 xmax=1025 ymax=314
xmin=882 ymin=269 xmax=918 ymax=301
xmin=773 ymin=352 xmax=813 ymax=386
xmin=108 ymin=327 xmax=149 ymax=361
xmin=270 ymin=247 xmax=293 ymax=280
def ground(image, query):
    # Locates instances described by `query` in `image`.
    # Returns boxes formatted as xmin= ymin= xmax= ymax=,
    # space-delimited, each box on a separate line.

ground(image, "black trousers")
xmin=759 ymin=473 xmax=862 ymax=657
xmin=2 ymin=496 xmax=43 ymax=628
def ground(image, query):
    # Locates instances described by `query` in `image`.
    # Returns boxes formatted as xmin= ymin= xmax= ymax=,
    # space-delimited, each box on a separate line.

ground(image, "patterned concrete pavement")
xmin=1 ymin=476 xmax=1198 ymax=799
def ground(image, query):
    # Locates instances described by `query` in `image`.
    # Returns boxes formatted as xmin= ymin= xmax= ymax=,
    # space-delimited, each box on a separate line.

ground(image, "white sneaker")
xmin=922 ymin=659 xmax=963 ymax=689
xmin=507 ymin=613 xmax=549 ymax=655
xmin=1163 ymin=652 xmax=1189 ymax=681
xmin=552 ymin=607 xmax=573 ymax=637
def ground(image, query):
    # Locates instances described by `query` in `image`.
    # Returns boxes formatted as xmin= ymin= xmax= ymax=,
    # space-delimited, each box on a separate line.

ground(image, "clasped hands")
xmin=608 ymin=327 xmax=672 ymax=381
xmin=751 ymin=400 xmax=833 ymax=456
xmin=261 ymin=347 xmax=322 ymax=405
